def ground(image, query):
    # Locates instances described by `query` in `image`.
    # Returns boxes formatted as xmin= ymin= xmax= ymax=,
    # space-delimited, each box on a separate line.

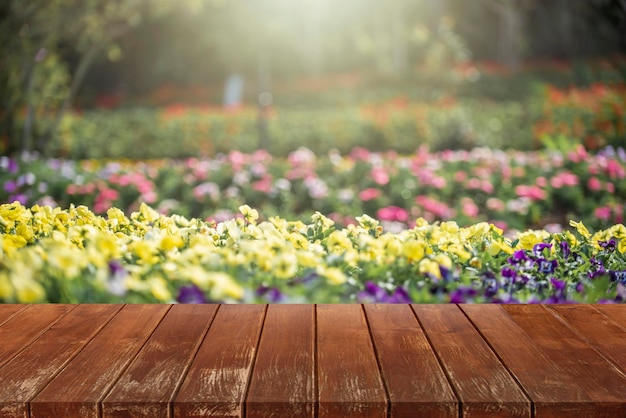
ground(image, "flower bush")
xmin=2 ymin=146 xmax=625 ymax=233
xmin=0 ymin=202 xmax=624 ymax=304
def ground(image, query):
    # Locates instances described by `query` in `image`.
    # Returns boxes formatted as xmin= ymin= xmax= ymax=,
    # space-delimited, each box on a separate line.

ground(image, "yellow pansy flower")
xmin=403 ymin=239 xmax=428 ymax=262
xmin=272 ymin=251 xmax=298 ymax=279
xmin=516 ymin=230 xmax=550 ymax=250
xmin=419 ymin=258 xmax=441 ymax=279
xmin=239 ymin=205 xmax=259 ymax=224
xmin=569 ymin=220 xmax=591 ymax=239
xmin=317 ymin=266 xmax=347 ymax=285
xmin=326 ymin=230 xmax=353 ymax=253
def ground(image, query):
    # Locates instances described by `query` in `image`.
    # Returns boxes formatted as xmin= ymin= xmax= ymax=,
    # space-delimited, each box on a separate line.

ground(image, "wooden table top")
xmin=0 ymin=304 xmax=624 ymax=418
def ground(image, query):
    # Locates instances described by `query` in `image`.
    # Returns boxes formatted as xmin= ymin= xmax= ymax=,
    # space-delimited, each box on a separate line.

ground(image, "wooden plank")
xmin=461 ymin=304 xmax=619 ymax=417
xmin=363 ymin=304 xmax=457 ymax=418
xmin=316 ymin=304 xmax=387 ymax=418
xmin=502 ymin=304 xmax=626 ymax=416
xmin=594 ymin=304 xmax=626 ymax=330
xmin=173 ymin=304 xmax=266 ymax=418
xmin=30 ymin=304 xmax=170 ymax=418
xmin=0 ymin=304 xmax=74 ymax=368
xmin=548 ymin=304 xmax=626 ymax=374
xmin=411 ymin=304 xmax=530 ymax=418
xmin=0 ymin=304 xmax=121 ymax=418
xmin=102 ymin=304 xmax=218 ymax=418
xmin=245 ymin=304 xmax=316 ymax=418
xmin=0 ymin=304 xmax=25 ymax=326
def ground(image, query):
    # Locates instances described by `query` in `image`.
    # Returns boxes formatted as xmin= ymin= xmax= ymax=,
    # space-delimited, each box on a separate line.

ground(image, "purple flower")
xmin=610 ymin=270 xmax=626 ymax=285
xmin=598 ymin=239 xmax=617 ymax=252
xmin=388 ymin=286 xmax=412 ymax=303
xmin=358 ymin=281 xmax=389 ymax=302
xmin=4 ymin=180 xmax=18 ymax=193
xmin=559 ymin=241 xmax=571 ymax=259
xmin=7 ymin=158 xmax=18 ymax=174
xmin=10 ymin=193 xmax=28 ymax=205
xmin=256 ymin=286 xmax=283 ymax=302
xmin=357 ymin=281 xmax=410 ymax=303
xmin=177 ymin=284 xmax=208 ymax=304
xmin=508 ymin=250 xmax=528 ymax=264
xmin=450 ymin=287 xmax=478 ymax=303
xmin=533 ymin=242 xmax=552 ymax=256
xmin=536 ymin=258 xmax=558 ymax=274
xmin=482 ymin=272 xmax=499 ymax=297
xmin=550 ymin=277 xmax=566 ymax=291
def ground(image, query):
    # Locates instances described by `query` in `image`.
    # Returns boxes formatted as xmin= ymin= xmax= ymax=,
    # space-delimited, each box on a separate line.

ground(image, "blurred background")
xmin=1 ymin=0 xmax=625 ymax=158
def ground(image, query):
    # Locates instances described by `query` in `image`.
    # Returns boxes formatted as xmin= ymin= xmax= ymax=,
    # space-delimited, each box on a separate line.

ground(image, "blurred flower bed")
xmin=0 ymin=202 xmax=624 ymax=304
xmin=48 ymin=82 xmax=625 ymax=159
xmin=2 ymin=146 xmax=625 ymax=233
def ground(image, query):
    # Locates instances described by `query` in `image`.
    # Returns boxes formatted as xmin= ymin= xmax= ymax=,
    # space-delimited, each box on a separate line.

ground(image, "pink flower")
xmin=486 ymin=197 xmax=505 ymax=212
xmin=606 ymin=159 xmax=626 ymax=179
xmin=454 ymin=171 xmax=467 ymax=182
xmin=252 ymin=175 xmax=273 ymax=193
xmin=467 ymin=178 xmax=481 ymax=189
xmin=377 ymin=206 xmax=409 ymax=222
xmin=587 ymin=177 xmax=603 ymax=192
xmin=461 ymin=198 xmax=479 ymax=217
xmin=606 ymin=182 xmax=615 ymax=193
xmin=359 ymin=188 xmax=381 ymax=201
xmin=371 ymin=167 xmax=389 ymax=185
xmin=480 ymin=181 xmax=494 ymax=194
xmin=560 ymin=172 xmax=579 ymax=187
xmin=536 ymin=177 xmax=548 ymax=188
xmin=595 ymin=206 xmax=612 ymax=221
xmin=515 ymin=185 xmax=546 ymax=201
xmin=568 ymin=144 xmax=588 ymax=163
xmin=431 ymin=176 xmax=447 ymax=189
xmin=228 ymin=150 xmax=248 ymax=171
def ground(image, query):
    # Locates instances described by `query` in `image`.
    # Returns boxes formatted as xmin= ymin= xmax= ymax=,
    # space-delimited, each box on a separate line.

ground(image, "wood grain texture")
xmin=461 ymin=304 xmax=610 ymax=417
xmin=245 ymin=304 xmax=316 ymax=418
xmin=0 ymin=304 xmax=121 ymax=418
xmin=363 ymin=304 xmax=457 ymax=418
xmin=412 ymin=304 xmax=530 ymax=418
xmin=30 ymin=304 xmax=170 ymax=418
xmin=594 ymin=304 xmax=626 ymax=330
xmin=0 ymin=304 xmax=74 ymax=368
xmin=0 ymin=304 xmax=24 ymax=326
xmin=548 ymin=304 xmax=626 ymax=374
xmin=173 ymin=304 xmax=266 ymax=418
xmin=102 ymin=304 xmax=218 ymax=418
xmin=316 ymin=304 xmax=387 ymax=418
xmin=502 ymin=304 xmax=626 ymax=417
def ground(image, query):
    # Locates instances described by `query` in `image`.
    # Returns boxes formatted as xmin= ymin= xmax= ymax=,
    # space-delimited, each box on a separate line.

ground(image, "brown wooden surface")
xmin=412 ymin=304 xmax=531 ymax=417
xmin=0 ymin=304 xmax=625 ymax=418
xmin=102 ymin=304 xmax=218 ymax=418
xmin=363 ymin=304 xmax=457 ymax=418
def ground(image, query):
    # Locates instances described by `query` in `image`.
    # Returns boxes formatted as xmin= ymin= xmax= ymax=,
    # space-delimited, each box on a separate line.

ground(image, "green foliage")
xmin=49 ymin=99 xmax=539 ymax=159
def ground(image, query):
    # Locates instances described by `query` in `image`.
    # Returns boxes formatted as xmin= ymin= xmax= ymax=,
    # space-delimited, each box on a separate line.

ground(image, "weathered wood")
xmin=0 ymin=304 xmax=24 ymax=326
xmin=412 ymin=304 xmax=530 ymax=417
xmin=363 ymin=304 xmax=457 ymax=418
xmin=102 ymin=304 xmax=218 ymax=418
xmin=502 ymin=304 xmax=626 ymax=416
xmin=0 ymin=304 xmax=120 ymax=418
xmin=30 ymin=304 xmax=170 ymax=418
xmin=316 ymin=304 xmax=387 ymax=418
xmin=246 ymin=304 xmax=316 ymax=418
xmin=0 ymin=303 xmax=624 ymax=417
xmin=173 ymin=304 xmax=266 ymax=418
xmin=461 ymin=304 xmax=616 ymax=417
xmin=0 ymin=304 xmax=74 ymax=368
xmin=548 ymin=304 xmax=626 ymax=374
xmin=594 ymin=304 xmax=626 ymax=330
